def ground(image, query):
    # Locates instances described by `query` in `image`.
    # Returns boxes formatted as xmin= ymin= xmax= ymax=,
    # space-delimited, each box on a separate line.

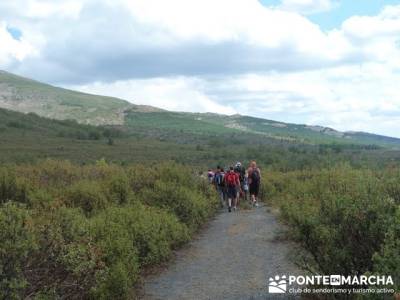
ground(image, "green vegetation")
xmin=124 ymin=110 xmax=400 ymax=148
xmin=3 ymin=107 xmax=400 ymax=171
xmin=0 ymin=108 xmax=121 ymax=140
xmin=0 ymin=107 xmax=201 ymax=165
xmin=263 ymin=165 xmax=400 ymax=293
xmin=0 ymin=160 xmax=218 ymax=299
xmin=1 ymin=71 xmax=400 ymax=298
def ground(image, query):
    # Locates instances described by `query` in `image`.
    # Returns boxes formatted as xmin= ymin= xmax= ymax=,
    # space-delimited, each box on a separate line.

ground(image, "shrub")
xmin=104 ymin=173 xmax=132 ymax=205
xmin=92 ymin=204 xmax=189 ymax=267
xmin=383 ymin=172 xmax=400 ymax=205
xmin=89 ymin=210 xmax=139 ymax=299
xmin=265 ymin=166 xmax=399 ymax=281
xmin=0 ymin=160 xmax=217 ymax=299
xmin=6 ymin=121 xmax=28 ymax=129
xmin=0 ymin=168 xmax=31 ymax=204
xmin=24 ymin=207 xmax=101 ymax=298
xmin=139 ymin=180 xmax=214 ymax=231
xmin=372 ymin=207 xmax=400 ymax=293
xmin=0 ymin=203 xmax=37 ymax=299
xmin=65 ymin=181 xmax=108 ymax=215
xmin=26 ymin=189 xmax=54 ymax=209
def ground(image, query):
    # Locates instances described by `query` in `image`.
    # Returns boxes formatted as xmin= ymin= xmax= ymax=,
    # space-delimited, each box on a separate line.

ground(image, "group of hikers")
xmin=207 ymin=160 xmax=261 ymax=212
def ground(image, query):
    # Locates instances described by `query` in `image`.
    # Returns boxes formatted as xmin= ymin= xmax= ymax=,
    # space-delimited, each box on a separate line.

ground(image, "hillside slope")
xmin=0 ymin=70 xmax=136 ymax=125
xmin=125 ymin=111 xmax=400 ymax=148
xmin=1 ymin=70 xmax=400 ymax=148
xmin=0 ymin=107 xmax=199 ymax=164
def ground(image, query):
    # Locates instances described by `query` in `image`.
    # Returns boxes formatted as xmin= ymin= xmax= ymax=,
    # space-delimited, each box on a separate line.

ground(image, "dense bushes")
xmin=66 ymin=181 xmax=108 ymax=215
xmin=0 ymin=160 xmax=218 ymax=299
xmin=372 ymin=207 xmax=400 ymax=292
xmin=0 ymin=203 xmax=36 ymax=299
xmin=263 ymin=165 xmax=400 ymax=293
xmin=139 ymin=181 xmax=213 ymax=231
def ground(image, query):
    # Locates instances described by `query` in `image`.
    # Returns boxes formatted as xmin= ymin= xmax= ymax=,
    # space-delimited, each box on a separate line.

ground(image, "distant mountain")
xmin=124 ymin=111 xmax=400 ymax=148
xmin=1 ymin=70 xmax=400 ymax=148
xmin=0 ymin=70 xmax=160 ymax=125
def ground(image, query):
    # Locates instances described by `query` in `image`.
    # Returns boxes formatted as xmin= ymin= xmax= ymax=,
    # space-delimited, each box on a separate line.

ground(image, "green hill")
xmin=0 ymin=70 xmax=153 ymax=125
xmin=0 ymin=107 xmax=205 ymax=164
xmin=124 ymin=111 xmax=400 ymax=148
xmin=1 ymin=70 xmax=400 ymax=148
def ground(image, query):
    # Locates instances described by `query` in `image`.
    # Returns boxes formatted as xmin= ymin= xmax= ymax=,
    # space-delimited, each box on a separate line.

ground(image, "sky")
xmin=1 ymin=1 xmax=400 ymax=137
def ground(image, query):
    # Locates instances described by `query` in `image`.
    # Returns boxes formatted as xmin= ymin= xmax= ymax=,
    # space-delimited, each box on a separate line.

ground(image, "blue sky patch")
xmin=259 ymin=0 xmax=399 ymax=30
xmin=7 ymin=26 xmax=22 ymax=40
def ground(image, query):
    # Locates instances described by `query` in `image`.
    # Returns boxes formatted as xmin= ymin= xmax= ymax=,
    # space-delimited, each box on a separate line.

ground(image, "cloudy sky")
xmin=1 ymin=0 xmax=400 ymax=137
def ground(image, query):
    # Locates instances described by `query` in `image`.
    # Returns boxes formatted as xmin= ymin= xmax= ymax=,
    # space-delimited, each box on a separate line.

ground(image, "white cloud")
xmin=25 ymin=0 xmax=82 ymax=18
xmin=214 ymin=63 xmax=400 ymax=137
xmin=72 ymin=77 xmax=237 ymax=115
xmin=0 ymin=22 xmax=35 ymax=66
xmin=122 ymin=0 xmax=348 ymax=58
xmin=278 ymin=0 xmax=337 ymax=15
xmin=0 ymin=0 xmax=359 ymax=83
xmin=341 ymin=5 xmax=400 ymax=68
xmin=0 ymin=0 xmax=83 ymax=19
xmin=69 ymin=59 xmax=400 ymax=137
xmin=342 ymin=5 xmax=400 ymax=40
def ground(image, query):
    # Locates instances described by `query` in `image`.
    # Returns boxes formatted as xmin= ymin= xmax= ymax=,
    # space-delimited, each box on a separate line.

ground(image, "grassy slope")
xmin=2 ymin=70 xmax=400 ymax=148
xmin=125 ymin=111 xmax=400 ymax=148
xmin=0 ymin=71 xmax=132 ymax=125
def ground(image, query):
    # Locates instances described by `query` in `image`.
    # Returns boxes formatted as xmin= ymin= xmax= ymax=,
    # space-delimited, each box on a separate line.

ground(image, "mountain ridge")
xmin=1 ymin=70 xmax=400 ymax=148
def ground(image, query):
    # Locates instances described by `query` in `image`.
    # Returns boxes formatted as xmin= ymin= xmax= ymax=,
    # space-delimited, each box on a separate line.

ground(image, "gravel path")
xmin=142 ymin=204 xmax=301 ymax=300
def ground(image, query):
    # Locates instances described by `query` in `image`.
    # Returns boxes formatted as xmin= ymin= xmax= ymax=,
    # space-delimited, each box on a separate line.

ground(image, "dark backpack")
xmin=215 ymin=172 xmax=225 ymax=187
xmin=234 ymin=167 xmax=246 ymax=182
xmin=226 ymin=172 xmax=237 ymax=187
xmin=251 ymin=168 xmax=260 ymax=184
xmin=238 ymin=167 xmax=246 ymax=182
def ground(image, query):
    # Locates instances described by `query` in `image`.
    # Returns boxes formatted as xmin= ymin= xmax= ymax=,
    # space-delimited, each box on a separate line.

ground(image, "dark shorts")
xmin=227 ymin=186 xmax=237 ymax=199
xmin=249 ymin=183 xmax=260 ymax=197
xmin=216 ymin=185 xmax=225 ymax=196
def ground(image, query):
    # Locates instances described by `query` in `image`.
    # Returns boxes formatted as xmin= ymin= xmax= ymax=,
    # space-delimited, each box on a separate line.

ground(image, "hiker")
xmin=207 ymin=169 xmax=214 ymax=184
xmin=234 ymin=162 xmax=246 ymax=206
xmin=213 ymin=166 xmax=226 ymax=208
xmin=243 ymin=170 xmax=249 ymax=203
xmin=248 ymin=160 xmax=261 ymax=207
xmin=224 ymin=166 xmax=241 ymax=212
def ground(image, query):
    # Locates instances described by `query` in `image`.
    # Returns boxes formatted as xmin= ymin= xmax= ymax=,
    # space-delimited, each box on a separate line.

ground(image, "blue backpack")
xmin=215 ymin=172 xmax=225 ymax=187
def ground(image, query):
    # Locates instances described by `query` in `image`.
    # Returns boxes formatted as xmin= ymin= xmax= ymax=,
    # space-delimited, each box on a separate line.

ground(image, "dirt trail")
xmin=142 ymin=204 xmax=301 ymax=299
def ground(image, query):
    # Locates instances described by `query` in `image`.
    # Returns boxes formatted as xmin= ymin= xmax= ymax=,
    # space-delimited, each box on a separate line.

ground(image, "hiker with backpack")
xmin=213 ymin=166 xmax=226 ymax=208
xmin=225 ymin=166 xmax=241 ymax=212
xmin=243 ymin=170 xmax=249 ymax=203
xmin=248 ymin=160 xmax=261 ymax=207
xmin=234 ymin=162 xmax=246 ymax=206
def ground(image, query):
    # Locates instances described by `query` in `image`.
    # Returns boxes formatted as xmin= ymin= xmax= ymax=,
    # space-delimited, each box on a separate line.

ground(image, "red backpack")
xmin=226 ymin=172 xmax=237 ymax=187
